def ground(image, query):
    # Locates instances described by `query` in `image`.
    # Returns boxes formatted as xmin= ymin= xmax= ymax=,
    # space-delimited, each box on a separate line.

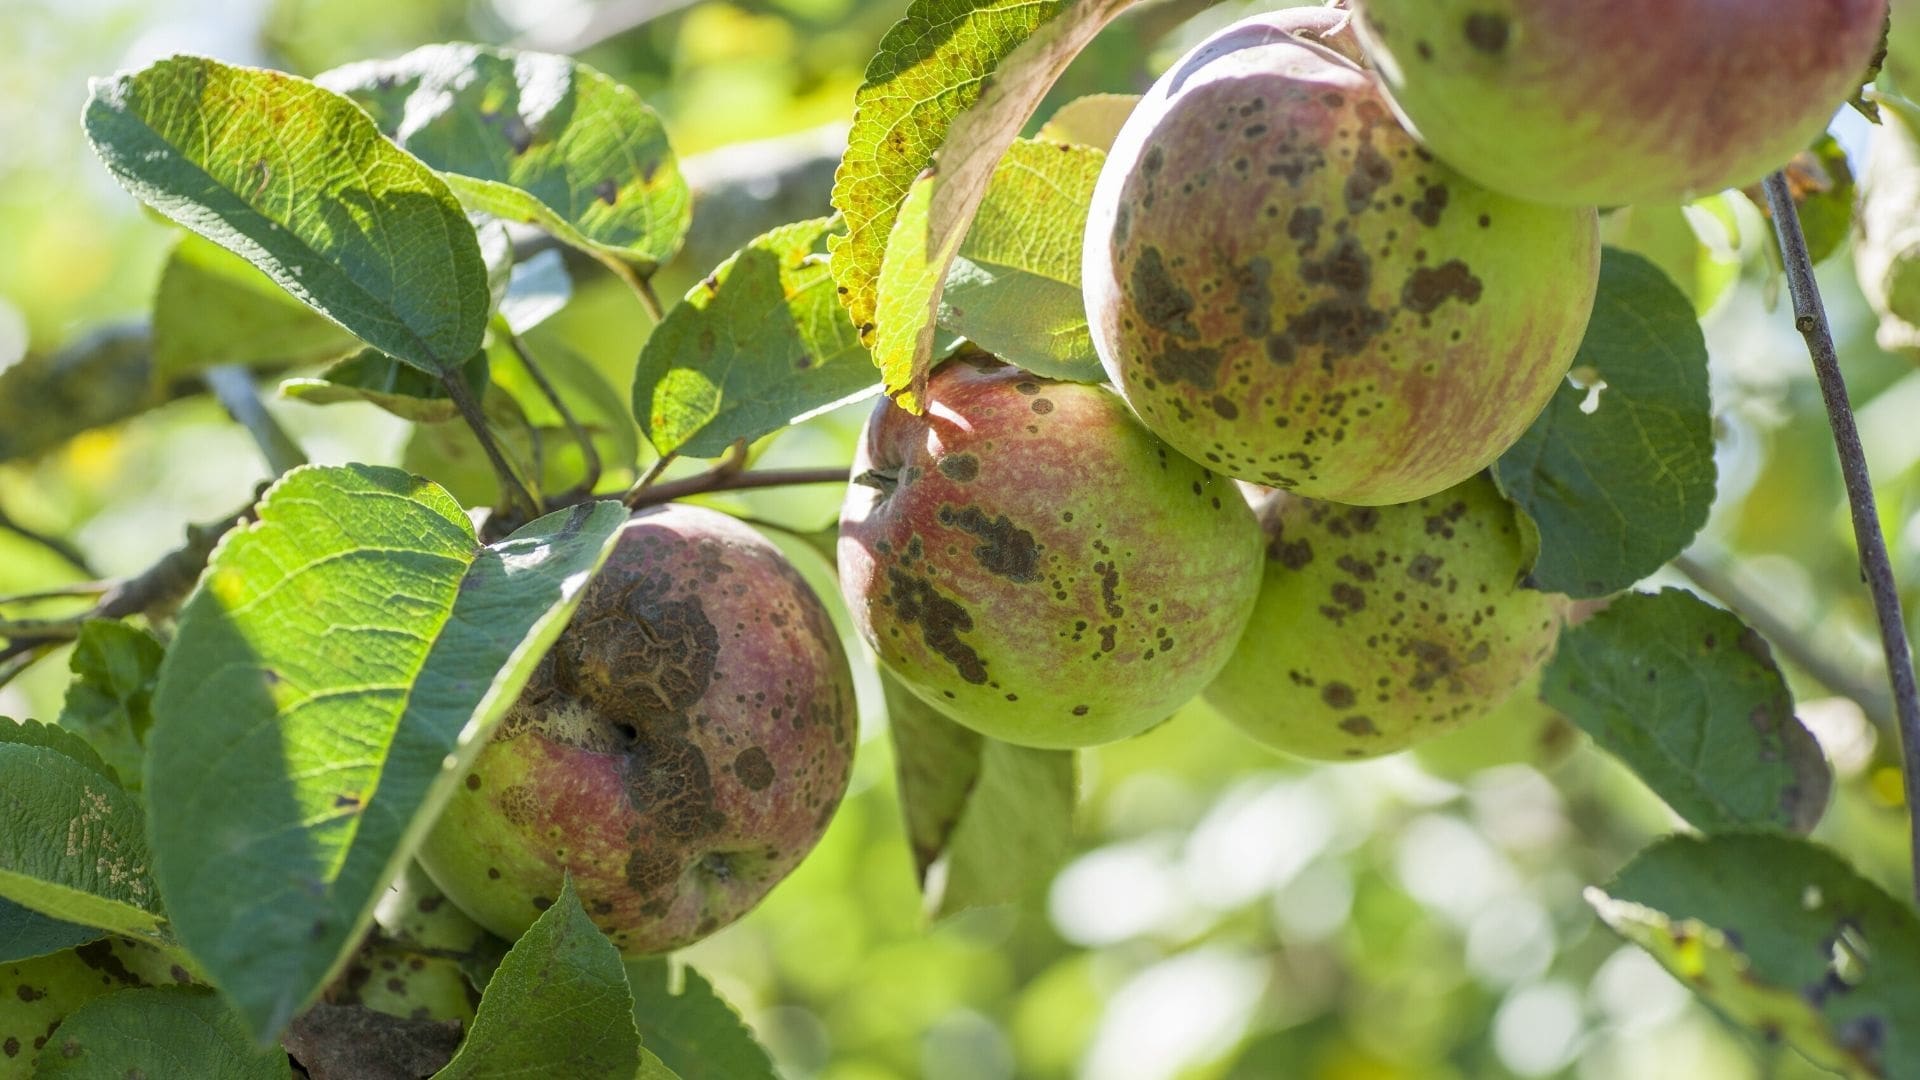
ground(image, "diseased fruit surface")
xmin=418 ymin=504 xmax=858 ymax=956
xmin=838 ymin=357 xmax=1264 ymax=749
xmin=1083 ymin=6 xmax=1598 ymax=507
xmin=2 ymin=939 xmax=192 ymax=1078
xmin=1353 ymin=0 xmax=1887 ymax=207
xmin=322 ymin=862 xmax=493 ymax=1024
xmin=1207 ymin=476 xmax=1565 ymax=761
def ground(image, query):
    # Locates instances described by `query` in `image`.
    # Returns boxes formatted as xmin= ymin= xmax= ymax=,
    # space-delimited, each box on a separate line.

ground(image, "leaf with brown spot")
xmin=830 ymin=0 xmax=1135 ymax=408
xmin=320 ymin=44 xmax=690 ymax=287
xmin=1542 ymin=589 xmax=1830 ymax=834
xmin=1592 ymin=833 xmax=1920 ymax=1078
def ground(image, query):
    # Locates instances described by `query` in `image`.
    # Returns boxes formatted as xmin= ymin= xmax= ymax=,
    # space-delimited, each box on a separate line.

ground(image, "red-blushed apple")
xmin=837 ymin=356 xmax=1264 ymax=748
xmin=1353 ymin=0 xmax=1886 ymax=207
xmin=1083 ymin=6 xmax=1597 ymax=506
xmin=1207 ymin=476 xmax=1565 ymax=761
xmin=417 ymin=505 xmax=857 ymax=956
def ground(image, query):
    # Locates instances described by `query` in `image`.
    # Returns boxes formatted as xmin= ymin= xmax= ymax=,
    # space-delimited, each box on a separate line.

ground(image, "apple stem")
xmin=1762 ymin=169 xmax=1920 ymax=903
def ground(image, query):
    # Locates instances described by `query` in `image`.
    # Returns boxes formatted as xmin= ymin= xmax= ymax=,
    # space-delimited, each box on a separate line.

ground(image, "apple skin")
xmin=1083 ymin=6 xmax=1598 ymax=506
xmin=324 ymin=863 xmax=493 ymax=1023
xmin=418 ymin=504 xmax=857 ymax=956
xmin=1353 ymin=0 xmax=1886 ymax=207
xmin=838 ymin=357 xmax=1264 ymax=748
xmin=2 ymin=938 xmax=192 ymax=1078
xmin=1206 ymin=475 xmax=1565 ymax=761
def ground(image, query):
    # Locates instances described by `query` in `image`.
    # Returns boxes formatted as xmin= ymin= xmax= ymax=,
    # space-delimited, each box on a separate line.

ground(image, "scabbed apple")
xmin=2 ymin=938 xmax=190 ymax=1077
xmin=1353 ymin=0 xmax=1886 ymax=208
xmin=418 ymin=504 xmax=857 ymax=956
xmin=1082 ymin=6 xmax=1597 ymax=507
xmin=837 ymin=356 xmax=1264 ymax=748
xmin=325 ymin=863 xmax=494 ymax=1023
xmin=1083 ymin=7 xmax=1598 ymax=504
xmin=1207 ymin=476 xmax=1565 ymax=761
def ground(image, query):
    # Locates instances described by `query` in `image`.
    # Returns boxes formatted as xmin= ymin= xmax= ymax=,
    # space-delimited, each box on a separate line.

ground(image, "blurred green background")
xmin=2 ymin=1 xmax=1916 ymax=1077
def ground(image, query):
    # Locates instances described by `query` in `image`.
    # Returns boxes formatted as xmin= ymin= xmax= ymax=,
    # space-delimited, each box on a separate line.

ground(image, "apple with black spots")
xmin=1207 ymin=475 xmax=1565 ymax=760
xmin=837 ymin=356 xmax=1264 ymax=748
xmin=1083 ymin=6 xmax=1598 ymax=506
xmin=418 ymin=505 xmax=858 ymax=956
xmin=1352 ymin=0 xmax=1886 ymax=207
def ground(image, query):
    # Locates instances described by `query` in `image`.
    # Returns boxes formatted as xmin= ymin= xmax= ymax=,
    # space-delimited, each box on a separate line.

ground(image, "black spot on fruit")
xmin=1321 ymin=682 xmax=1356 ymax=709
xmin=1129 ymin=246 xmax=1199 ymax=338
xmin=733 ymin=746 xmax=775 ymax=791
xmin=886 ymin=569 xmax=989 ymax=684
xmin=937 ymin=453 xmax=979 ymax=482
xmin=1402 ymin=260 xmax=1484 ymax=314
xmin=1152 ymin=342 xmax=1223 ymax=390
xmin=938 ymin=506 xmax=1043 ymax=582
xmin=1463 ymin=12 xmax=1511 ymax=54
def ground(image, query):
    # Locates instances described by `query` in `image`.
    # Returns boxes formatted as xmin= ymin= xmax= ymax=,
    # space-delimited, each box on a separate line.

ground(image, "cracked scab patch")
xmin=937 ymin=505 xmax=1043 ymax=583
xmin=885 ymin=567 xmax=989 ymax=684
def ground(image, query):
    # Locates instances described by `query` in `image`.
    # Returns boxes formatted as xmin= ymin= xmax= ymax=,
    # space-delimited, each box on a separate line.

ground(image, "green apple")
xmin=1207 ymin=476 xmax=1565 ymax=760
xmin=838 ymin=356 xmax=1264 ymax=748
xmin=1353 ymin=0 xmax=1886 ymax=207
xmin=1083 ymin=6 xmax=1597 ymax=506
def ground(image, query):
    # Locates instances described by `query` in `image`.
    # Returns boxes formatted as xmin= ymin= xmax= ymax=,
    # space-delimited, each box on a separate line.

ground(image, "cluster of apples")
xmin=840 ymin=0 xmax=1884 ymax=757
xmin=406 ymin=0 xmax=1884 ymax=965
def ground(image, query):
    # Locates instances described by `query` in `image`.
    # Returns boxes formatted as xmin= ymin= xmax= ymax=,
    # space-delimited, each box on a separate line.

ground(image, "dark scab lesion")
xmin=1128 ymin=246 xmax=1200 ymax=339
xmin=937 ymin=506 xmax=1043 ymax=583
xmin=732 ymin=746 xmax=775 ymax=792
xmin=1463 ymin=12 xmax=1511 ymax=55
xmin=1402 ymin=260 xmax=1484 ymax=315
xmin=886 ymin=568 xmax=989 ymax=684
xmin=936 ymin=453 xmax=980 ymax=482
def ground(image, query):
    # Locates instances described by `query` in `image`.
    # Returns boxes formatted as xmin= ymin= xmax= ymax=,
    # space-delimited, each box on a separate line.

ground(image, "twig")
xmin=632 ymin=274 xmax=666 ymax=324
xmin=204 ymin=365 xmax=307 ymax=476
xmin=630 ymin=452 xmax=678 ymax=494
xmin=1764 ymin=170 xmax=1920 ymax=903
xmin=622 ymin=441 xmax=845 ymax=512
xmin=1671 ymin=550 xmax=1897 ymax=733
xmin=0 ymin=504 xmax=252 ymax=684
xmin=440 ymin=370 xmax=542 ymax=521
xmin=0 ymin=506 xmax=96 ymax=577
xmin=0 ymin=582 xmax=113 ymax=606
xmin=503 ymin=332 xmax=601 ymax=497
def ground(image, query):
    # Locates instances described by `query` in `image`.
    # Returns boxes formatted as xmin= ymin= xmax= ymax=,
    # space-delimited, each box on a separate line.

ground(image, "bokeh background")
xmin=1 ymin=1 xmax=1915 ymax=1077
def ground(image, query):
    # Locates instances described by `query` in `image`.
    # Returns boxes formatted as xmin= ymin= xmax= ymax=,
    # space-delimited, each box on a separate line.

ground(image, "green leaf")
xmin=625 ymin=959 xmax=776 ymax=1080
xmin=320 ymin=44 xmax=691 ymax=281
xmin=1494 ymin=249 xmax=1716 ymax=597
xmin=279 ymin=349 xmax=490 ymax=423
xmin=433 ymin=880 xmax=640 ymax=1079
xmin=1787 ymin=135 xmax=1857 ymax=267
xmin=1035 ymin=93 xmax=1139 ymax=152
xmin=84 ymin=56 xmax=489 ymax=374
xmin=0 ymin=896 xmax=104 ymax=964
xmin=1600 ymin=203 xmax=1741 ymax=316
xmin=633 ymin=217 xmax=878 ymax=458
xmin=145 ymin=465 xmax=627 ymax=1040
xmin=33 ymin=987 xmax=291 ymax=1078
xmin=884 ymin=673 xmax=1076 ymax=917
xmin=58 ymin=620 xmax=167 ymax=791
xmin=1542 ymin=589 xmax=1830 ymax=834
xmin=1591 ymin=832 xmax=1920 ymax=1078
xmin=0 ymin=715 xmax=118 ymax=785
xmin=830 ymin=0 xmax=1135 ymax=408
xmin=0 ymin=727 xmax=161 ymax=939
xmin=151 ymin=235 xmax=361 ymax=382
xmin=939 ymin=139 xmax=1106 ymax=381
